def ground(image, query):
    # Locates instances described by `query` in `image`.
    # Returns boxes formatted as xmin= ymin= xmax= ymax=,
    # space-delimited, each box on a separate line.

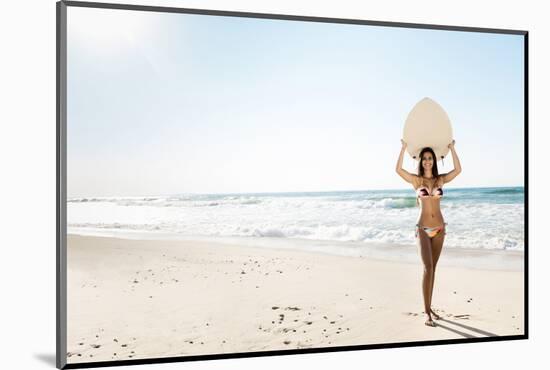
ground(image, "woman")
xmin=395 ymin=139 xmax=461 ymax=327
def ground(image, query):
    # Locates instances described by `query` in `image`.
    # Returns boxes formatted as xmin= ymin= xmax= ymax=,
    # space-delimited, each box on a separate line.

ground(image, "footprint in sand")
xmin=285 ymin=306 xmax=301 ymax=311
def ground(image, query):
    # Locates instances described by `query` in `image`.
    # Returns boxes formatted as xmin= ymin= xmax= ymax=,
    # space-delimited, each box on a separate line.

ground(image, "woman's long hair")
xmin=417 ymin=147 xmax=439 ymax=179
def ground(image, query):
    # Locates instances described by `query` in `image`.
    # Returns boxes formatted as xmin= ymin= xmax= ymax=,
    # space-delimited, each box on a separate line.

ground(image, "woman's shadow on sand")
xmin=434 ymin=317 xmax=498 ymax=338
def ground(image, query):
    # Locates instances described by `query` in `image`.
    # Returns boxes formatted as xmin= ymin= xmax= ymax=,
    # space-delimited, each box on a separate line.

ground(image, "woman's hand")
xmin=448 ymin=140 xmax=456 ymax=150
xmin=401 ymin=139 xmax=407 ymax=150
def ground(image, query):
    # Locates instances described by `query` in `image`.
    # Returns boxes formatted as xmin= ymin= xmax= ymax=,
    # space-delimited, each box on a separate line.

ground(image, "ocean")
xmin=67 ymin=186 xmax=525 ymax=252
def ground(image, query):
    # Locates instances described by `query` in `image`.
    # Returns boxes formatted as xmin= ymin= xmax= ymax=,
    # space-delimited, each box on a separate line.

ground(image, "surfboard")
xmin=403 ymin=97 xmax=453 ymax=160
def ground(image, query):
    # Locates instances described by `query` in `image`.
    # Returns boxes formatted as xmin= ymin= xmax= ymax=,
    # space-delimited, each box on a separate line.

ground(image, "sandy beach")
xmin=66 ymin=234 xmax=524 ymax=364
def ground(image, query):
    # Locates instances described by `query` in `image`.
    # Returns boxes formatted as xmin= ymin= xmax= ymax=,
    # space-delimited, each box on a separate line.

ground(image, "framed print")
xmin=56 ymin=1 xmax=528 ymax=368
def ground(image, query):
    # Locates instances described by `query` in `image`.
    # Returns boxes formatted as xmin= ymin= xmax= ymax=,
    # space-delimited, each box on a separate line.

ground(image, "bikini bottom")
xmin=416 ymin=223 xmax=447 ymax=238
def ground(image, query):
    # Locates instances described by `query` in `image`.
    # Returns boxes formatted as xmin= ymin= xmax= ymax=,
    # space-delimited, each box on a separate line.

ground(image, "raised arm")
xmin=442 ymin=140 xmax=462 ymax=184
xmin=396 ymin=140 xmax=416 ymax=184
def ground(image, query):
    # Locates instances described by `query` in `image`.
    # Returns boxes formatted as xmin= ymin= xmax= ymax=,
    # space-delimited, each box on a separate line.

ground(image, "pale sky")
xmin=67 ymin=6 xmax=525 ymax=197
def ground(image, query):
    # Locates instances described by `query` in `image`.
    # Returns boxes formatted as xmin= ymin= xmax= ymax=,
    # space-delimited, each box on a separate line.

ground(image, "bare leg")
xmin=417 ymin=228 xmax=435 ymax=327
xmin=429 ymin=226 xmax=445 ymax=319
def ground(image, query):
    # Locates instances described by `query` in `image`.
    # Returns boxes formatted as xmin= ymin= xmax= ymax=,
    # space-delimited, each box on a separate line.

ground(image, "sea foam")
xmin=67 ymin=187 xmax=525 ymax=251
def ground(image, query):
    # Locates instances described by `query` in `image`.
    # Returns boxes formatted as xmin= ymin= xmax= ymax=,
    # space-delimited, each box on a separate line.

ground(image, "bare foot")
xmin=425 ymin=317 xmax=436 ymax=327
xmin=430 ymin=309 xmax=441 ymax=320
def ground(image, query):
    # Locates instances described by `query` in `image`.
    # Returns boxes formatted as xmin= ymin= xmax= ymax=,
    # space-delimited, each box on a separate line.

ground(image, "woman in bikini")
xmin=395 ymin=139 xmax=462 ymax=327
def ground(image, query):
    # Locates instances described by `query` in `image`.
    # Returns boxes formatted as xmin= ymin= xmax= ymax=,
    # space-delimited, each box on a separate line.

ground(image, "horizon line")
xmin=67 ymin=184 xmax=525 ymax=199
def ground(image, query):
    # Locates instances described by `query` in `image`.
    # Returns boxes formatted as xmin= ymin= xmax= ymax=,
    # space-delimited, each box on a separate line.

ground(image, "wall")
xmin=0 ymin=0 xmax=545 ymax=368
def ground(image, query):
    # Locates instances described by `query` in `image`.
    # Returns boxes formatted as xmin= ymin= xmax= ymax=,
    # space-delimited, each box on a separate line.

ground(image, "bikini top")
xmin=417 ymin=186 xmax=443 ymax=198
xmin=416 ymin=177 xmax=443 ymax=198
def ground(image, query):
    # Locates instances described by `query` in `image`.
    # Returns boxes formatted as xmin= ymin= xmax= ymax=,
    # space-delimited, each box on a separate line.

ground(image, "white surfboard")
xmin=403 ymin=97 xmax=453 ymax=160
